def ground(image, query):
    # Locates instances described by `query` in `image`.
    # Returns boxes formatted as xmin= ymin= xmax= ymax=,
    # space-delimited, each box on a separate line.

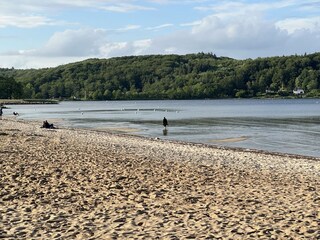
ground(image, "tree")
xmin=0 ymin=75 xmax=23 ymax=99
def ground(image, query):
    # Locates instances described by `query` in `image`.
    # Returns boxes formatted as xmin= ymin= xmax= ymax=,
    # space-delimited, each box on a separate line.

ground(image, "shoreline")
xmin=0 ymin=99 xmax=59 ymax=105
xmin=1 ymin=118 xmax=319 ymax=239
xmin=72 ymin=125 xmax=320 ymax=162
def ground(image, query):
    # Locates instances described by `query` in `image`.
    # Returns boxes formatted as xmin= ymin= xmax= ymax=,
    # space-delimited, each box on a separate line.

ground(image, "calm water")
xmin=5 ymin=99 xmax=320 ymax=157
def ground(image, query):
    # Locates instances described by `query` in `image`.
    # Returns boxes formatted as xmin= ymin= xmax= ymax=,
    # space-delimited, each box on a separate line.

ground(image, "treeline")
xmin=0 ymin=75 xmax=23 ymax=99
xmin=1 ymin=52 xmax=320 ymax=100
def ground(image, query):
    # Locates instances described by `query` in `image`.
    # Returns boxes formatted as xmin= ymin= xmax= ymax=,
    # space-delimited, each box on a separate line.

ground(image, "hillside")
xmin=1 ymin=53 xmax=320 ymax=100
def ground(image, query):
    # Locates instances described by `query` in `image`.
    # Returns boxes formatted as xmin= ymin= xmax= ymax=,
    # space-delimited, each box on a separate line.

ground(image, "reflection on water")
xmin=6 ymin=99 xmax=320 ymax=157
xmin=163 ymin=129 xmax=168 ymax=136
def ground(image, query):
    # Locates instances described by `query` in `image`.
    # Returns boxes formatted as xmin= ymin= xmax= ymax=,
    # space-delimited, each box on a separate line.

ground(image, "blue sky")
xmin=1 ymin=0 xmax=320 ymax=68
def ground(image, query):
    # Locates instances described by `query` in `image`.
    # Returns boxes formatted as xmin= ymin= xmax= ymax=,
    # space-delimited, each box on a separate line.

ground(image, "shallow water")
xmin=5 ymin=99 xmax=320 ymax=157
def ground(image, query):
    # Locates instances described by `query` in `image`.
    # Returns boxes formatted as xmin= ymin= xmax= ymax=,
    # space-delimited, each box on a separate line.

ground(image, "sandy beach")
xmin=0 ymin=118 xmax=319 ymax=239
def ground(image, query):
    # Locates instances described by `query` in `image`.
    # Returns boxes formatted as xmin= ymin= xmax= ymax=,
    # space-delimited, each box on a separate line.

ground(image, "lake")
xmin=5 ymin=99 xmax=320 ymax=158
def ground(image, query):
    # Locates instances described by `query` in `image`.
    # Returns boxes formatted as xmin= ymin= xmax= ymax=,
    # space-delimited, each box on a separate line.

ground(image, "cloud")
xmin=0 ymin=0 xmax=156 ymax=15
xmin=147 ymin=0 xmax=210 ymax=4
xmin=0 ymin=15 xmax=63 ymax=28
xmin=4 ymin=23 xmax=165 ymax=59
xmin=194 ymin=1 xmax=269 ymax=15
xmin=99 ymin=3 xmax=155 ymax=13
xmin=33 ymin=29 xmax=109 ymax=57
xmin=2 ymin=0 xmax=320 ymax=69
xmin=0 ymin=1 xmax=70 ymax=28
xmin=99 ymin=39 xmax=152 ymax=57
xmin=114 ymin=25 xmax=141 ymax=32
xmin=180 ymin=21 xmax=202 ymax=27
xmin=194 ymin=0 xmax=304 ymax=14
xmin=3 ymin=9 xmax=320 ymax=69
xmin=0 ymin=55 xmax=89 ymax=69
xmin=297 ymin=1 xmax=320 ymax=11
xmin=140 ymin=13 xmax=288 ymax=57
xmin=143 ymin=11 xmax=320 ymax=59
xmin=146 ymin=24 xmax=174 ymax=31
xmin=190 ymin=14 xmax=286 ymax=49
xmin=276 ymin=16 xmax=320 ymax=34
xmin=98 ymin=42 xmax=129 ymax=57
xmin=0 ymin=1 xmax=155 ymax=28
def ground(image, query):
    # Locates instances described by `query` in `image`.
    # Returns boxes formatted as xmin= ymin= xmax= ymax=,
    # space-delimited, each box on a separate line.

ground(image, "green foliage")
xmin=0 ymin=75 xmax=23 ymax=99
xmin=1 ymin=52 xmax=320 ymax=100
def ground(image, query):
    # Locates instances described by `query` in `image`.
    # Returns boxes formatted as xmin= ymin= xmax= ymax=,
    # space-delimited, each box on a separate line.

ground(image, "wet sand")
xmin=209 ymin=136 xmax=248 ymax=143
xmin=0 ymin=118 xmax=319 ymax=239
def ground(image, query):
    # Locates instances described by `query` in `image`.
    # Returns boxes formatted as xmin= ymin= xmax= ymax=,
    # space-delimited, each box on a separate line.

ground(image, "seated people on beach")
xmin=42 ymin=120 xmax=55 ymax=129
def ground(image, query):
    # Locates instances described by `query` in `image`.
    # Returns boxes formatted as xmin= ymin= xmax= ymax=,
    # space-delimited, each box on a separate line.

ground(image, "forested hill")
xmin=1 ymin=52 xmax=320 ymax=100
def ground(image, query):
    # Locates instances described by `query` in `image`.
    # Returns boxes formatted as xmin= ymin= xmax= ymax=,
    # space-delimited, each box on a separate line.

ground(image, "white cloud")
xmin=0 ymin=55 xmax=89 ymax=69
xmin=10 ymin=24 xmax=168 ymax=62
xmin=142 ymin=11 xmax=320 ymax=59
xmin=0 ymin=0 xmax=82 ymax=28
xmin=0 ymin=0 xmax=156 ymax=14
xmin=0 ymin=0 xmax=153 ymax=13
xmin=194 ymin=0 xmax=303 ymax=14
xmin=132 ymin=39 xmax=152 ymax=54
xmin=99 ymin=3 xmax=155 ymax=13
xmin=0 ymin=1 xmax=155 ymax=28
xmin=190 ymin=14 xmax=286 ymax=49
xmin=180 ymin=21 xmax=202 ymax=27
xmin=146 ymin=24 xmax=174 ymax=31
xmin=276 ymin=16 xmax=320 ymax=34
xmin=147 ymin=0 xmax=210 ymax=4
xmin=115 ymin=25 xmax=141 ymax=32
xmin=2 ymin=10 xmax=320 ymax=69
xmin=33 ymin=29 xmax=109 ymax=57
xmin=2 ymin=0 xmax=320 ymax=69
xmin=99 ymin=39 xmax=152 ymax=57
xmin=99 ymin=42 xmax=129 ymax=57
xmin=0 ymin=15 xmax=63 ymax=28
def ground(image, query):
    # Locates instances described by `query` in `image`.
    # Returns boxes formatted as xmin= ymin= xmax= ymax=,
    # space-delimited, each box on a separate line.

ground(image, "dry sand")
xmin=0 ymin=118 xmax=319 ymax=239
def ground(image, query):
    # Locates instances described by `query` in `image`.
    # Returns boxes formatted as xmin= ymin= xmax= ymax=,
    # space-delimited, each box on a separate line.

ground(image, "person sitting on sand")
xmin=42 ymin=120 xmax=55 ymax=129
xmin=163 ymin=117 xmax=168 ymax=129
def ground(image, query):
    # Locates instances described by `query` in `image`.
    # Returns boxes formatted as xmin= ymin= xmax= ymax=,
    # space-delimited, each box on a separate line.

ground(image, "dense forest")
xmin=1 ymin=52 xmax=320 ymax=100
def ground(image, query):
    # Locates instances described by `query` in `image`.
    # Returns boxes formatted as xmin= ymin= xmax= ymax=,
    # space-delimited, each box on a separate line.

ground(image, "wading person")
xmin=163 ymin=117 xmax=168 ymax=129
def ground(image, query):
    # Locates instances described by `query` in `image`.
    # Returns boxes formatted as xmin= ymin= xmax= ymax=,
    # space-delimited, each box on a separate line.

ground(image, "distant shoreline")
xmin=0 ymin=99 xmax=59 ymax=106
xmin=1 ymin=97 xmax=319 ymax=106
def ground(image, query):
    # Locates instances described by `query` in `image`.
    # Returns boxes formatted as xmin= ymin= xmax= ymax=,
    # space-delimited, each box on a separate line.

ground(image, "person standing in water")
xmin=163 ymin=117 xmax=168 ymax=129
xmin=162 ymin=117 xmax=168 ymax=136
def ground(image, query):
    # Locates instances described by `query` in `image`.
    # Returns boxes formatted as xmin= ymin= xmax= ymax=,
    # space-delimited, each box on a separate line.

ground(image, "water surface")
xmin=6 ymin=99 xmax=320 ymax=157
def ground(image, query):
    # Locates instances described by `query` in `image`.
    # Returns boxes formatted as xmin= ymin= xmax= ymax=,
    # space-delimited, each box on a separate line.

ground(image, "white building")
xmin=293 ymin=89 xmax=304 ymax=95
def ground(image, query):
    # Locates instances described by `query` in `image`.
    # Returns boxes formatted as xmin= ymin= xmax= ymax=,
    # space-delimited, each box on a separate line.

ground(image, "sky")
xmin=1 ymin=0 xmax=320 ymax=69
